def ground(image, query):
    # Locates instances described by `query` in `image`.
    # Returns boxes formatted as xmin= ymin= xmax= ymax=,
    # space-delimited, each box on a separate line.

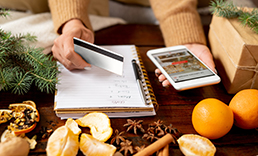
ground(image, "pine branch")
xmin=0 ymin=10 xmax=59 ymax=94
xmin=238 ymin=10 xmax=258 ymax=33
xmin=0 ymin=9 xmax=9 ymax=17
xmin=210 ymin=0 xmax=242 ymax=18
xmin=210 ymin=0 xmax=258 ymax=34
xmin=10 ymin=71 xmax=32 ymax=95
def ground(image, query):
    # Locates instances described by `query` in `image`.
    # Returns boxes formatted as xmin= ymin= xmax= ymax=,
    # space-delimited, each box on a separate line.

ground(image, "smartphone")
xmin=147 ymin=45 xmax=220 ymax=91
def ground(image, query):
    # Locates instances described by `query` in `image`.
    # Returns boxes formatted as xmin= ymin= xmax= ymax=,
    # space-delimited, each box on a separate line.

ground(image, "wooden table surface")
xmin=0 ymin=24 xmax=258 ymax=156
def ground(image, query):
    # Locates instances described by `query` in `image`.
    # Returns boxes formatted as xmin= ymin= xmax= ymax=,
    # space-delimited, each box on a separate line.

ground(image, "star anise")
xmin=155 ymin=126 xmax=165 ymax=137
xmin=146 ymin=126 xmax=155 ymax=134
xmin=149 ymin=119 xmax=164 ymax=128
xmin=119 ymin=139 xmax=134 ymax=156
xmin=165 ymin=124 xmax=179 ymax=135
xmin=123 ymin=119 xmax=145 ymax=134
xmin=142 ymin=131 xmax=159 ymax=142
xmin=149 ymin=120 xmax=165 ymax=137
xmin=134 ymin=145 xmax=145 ymax=152
xmin=110 ymin=129 xmax=126 ymax=145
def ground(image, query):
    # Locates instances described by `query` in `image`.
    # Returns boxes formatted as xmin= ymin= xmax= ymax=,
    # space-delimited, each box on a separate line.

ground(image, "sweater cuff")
xmin=48 ymin=0 xmax=92 ymax=34
xmin=159 ymin=12 xmax=206 ymax=47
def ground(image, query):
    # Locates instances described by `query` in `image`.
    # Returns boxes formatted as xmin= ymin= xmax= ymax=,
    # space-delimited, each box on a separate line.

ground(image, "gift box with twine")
xmin=208 ymin=14 xmax=258 ymax=94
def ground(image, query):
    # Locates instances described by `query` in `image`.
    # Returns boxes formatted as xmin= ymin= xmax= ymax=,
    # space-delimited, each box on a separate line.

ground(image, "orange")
xmin=80 ymin=133 xmax=116 ymax=156
xmin=46 ymin=125 xmax=79 ymax=156
xmin=177 ymin=134 xmax=216 ymax=156
xmin=192 ymin=98 xmax=234 ymax=139
xmin=8 ymin=103 xmax=40 ymax=135
xmin=229 ymin=89 xmax=258 ymax=129
xmin=75 ymin=112 xmax=113 ymax=142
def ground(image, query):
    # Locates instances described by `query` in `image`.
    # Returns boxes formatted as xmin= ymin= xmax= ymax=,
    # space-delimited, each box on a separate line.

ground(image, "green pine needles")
xmin=210 ymin=0 xmax=258 ymax=34
xmin=0 ymin=9 xmax=9 ymax=17
xmin=0 ymin=9 xmax=59 ymax=94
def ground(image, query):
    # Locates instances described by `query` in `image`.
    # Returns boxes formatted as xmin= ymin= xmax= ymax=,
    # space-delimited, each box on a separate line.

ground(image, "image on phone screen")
xmin=151 ymin=49 xmax=214 ymax=83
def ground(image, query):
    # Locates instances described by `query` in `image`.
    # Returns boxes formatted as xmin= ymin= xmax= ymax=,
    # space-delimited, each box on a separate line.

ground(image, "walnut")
xmin=0 ymin=137 xmax=30 ymax=156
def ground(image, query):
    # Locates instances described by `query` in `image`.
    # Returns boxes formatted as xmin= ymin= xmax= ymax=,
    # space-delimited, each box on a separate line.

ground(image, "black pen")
xmin=132 ymin=59 xmax=148 ymax=105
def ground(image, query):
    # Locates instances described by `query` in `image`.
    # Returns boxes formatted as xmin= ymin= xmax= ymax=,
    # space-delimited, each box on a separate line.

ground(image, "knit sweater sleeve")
xmin=149 ymin=0 xmax=206 ymax=46
xmin=48 ymin=0 xmax=92 ymax=34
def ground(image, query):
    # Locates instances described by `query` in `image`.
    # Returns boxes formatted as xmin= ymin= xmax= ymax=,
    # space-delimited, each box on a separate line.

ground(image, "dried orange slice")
xmin=8 ymin=103 xmax=40 ymax=135
xmin=0 ymin=109 xmax=13 ymax=124
xmin=177 ymin=134 xmax=216 ymax=156
xmin=21 ymin=100 xmax=37 ymax=108
xmin=75 ymin=112 xmax=113 ymax=142
xmin=46 ymin=125 xmax=79 ymax=156
xmin=80 ymin=133 xmax=116 ymax=156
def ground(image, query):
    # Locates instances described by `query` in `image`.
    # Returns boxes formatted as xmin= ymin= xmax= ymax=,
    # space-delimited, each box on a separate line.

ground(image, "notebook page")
xmin=55 ymin=45 xmax=153 ymax=110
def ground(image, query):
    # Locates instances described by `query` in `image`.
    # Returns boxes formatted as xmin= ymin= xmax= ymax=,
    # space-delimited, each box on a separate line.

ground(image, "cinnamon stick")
xmin=157 ymin=144 xmax=169 ymax=156
xmin=133 ymin=133 xmax=174 ymax=156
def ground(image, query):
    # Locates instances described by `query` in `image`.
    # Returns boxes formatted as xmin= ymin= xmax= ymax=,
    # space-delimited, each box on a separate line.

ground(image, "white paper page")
xmin=57 ymin=110 xmax=156 ymax=119
xmin=55 ymin=45 xmax=153 ymax=110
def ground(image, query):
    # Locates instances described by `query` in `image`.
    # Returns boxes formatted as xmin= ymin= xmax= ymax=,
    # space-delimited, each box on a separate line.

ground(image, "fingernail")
xmin=84 ymin=66 xmax=92 ymax=70
xmin=214 ymin=69 xmax=218 ymax=74
xmin=155 ymin=71 xmax=161 ymax=77
xmin=163 ymin=84 xmax=169 ymax=88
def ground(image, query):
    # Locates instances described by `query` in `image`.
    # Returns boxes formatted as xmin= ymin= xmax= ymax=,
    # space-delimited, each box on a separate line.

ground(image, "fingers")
xmin=155 ymin=69 xmax=161 ymax=77
xmin=161 ymin=80 xmax=171 ymax=87
xmin=62 ymin=38 xmax=91 ymax=69
xmin=185 ymin=43 xmax=216 ymax=73
xmin=155 ymin=69 xmax=171 ymax=87
xmin=51 ymin=18 xmax=94 ymax=70
xmin=158 ymin=74 xmax=171 ymax=87
xmin=158 ymin=74 xmax=166 ymax=82
xmin=52 ymin=39 xmax=90 ymax=70
xmin=52 ymin=36 xmax=87 ymax=70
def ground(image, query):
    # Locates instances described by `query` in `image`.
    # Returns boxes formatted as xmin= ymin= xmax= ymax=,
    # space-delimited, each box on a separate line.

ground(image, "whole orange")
xmin=229 ymin=89 xmax=258 ymax=129
xmin=192 ymin=98 xmax=234 ymax=139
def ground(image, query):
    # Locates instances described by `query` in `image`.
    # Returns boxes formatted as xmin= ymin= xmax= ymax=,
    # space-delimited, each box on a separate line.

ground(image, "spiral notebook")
xmin=54 ymin=45 xmax=157 ymax=118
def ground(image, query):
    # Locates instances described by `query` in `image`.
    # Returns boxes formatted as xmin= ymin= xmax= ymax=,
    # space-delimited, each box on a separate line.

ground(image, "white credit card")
xmin=73 ymin=37 xmax=124 ymax=75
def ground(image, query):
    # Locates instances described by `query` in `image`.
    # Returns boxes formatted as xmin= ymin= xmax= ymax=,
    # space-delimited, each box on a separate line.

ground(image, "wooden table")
xmin=0 ymin=24 xmax=258 ymax=156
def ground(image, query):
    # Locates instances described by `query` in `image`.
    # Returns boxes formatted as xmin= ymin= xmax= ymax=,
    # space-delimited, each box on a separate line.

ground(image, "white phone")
xmin=147 ymin=45 xmax=220 ymax=91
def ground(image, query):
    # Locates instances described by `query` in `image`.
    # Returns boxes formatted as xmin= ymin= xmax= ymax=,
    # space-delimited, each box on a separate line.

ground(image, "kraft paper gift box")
xmin=208 ymin=15 xmax=258 ymax=94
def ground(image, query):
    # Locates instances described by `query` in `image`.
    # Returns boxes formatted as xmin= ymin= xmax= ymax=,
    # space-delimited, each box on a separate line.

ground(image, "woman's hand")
xmin=155 ymin=43 xmax=215 ymax=87
xmin=52 ymin=19 xmax=94 ymax=70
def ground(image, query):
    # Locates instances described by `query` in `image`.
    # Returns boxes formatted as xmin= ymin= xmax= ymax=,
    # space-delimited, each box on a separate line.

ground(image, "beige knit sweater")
xmin=0 ymin=0 xmax=206 ymax=46
xmin=48 ymin=0 xmax=93 ymax=34
xmin=149 ymin=0 xmax=206 ymax=46
xmin=49 ymin=0 xmax=206 ymax=46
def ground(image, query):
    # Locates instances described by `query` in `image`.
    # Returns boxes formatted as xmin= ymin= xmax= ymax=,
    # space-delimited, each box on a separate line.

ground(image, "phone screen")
xmin=152 ymin=48 xmax=214 ymax=83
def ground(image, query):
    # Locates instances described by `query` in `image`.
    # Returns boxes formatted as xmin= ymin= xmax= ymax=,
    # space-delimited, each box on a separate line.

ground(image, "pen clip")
xmin=132 ymin=59 xmax=149 ymax=105
xmin=132 ymin=59 xmax=143 ymax=80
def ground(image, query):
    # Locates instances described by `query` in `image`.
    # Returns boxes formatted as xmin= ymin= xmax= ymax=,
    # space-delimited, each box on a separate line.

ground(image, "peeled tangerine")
xmin=80 ymin=133 xmax=116 ymax=156
xmin=75 ymin=112 xmax=113 ymax=142
xmin=177 ymin=134 xmax=216 ymax=156
xmin=46 ymin=118 xmax=81 ymax=156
